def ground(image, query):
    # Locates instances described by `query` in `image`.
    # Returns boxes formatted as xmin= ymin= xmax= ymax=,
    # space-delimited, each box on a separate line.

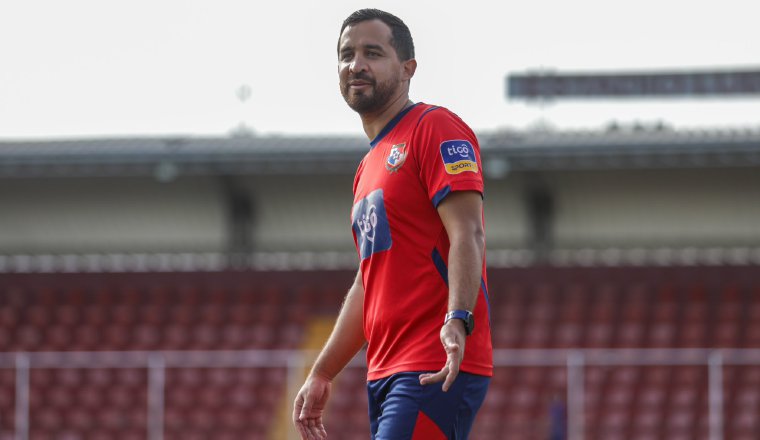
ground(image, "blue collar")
xmin=369 ymin=103 xmax=420 ymax=149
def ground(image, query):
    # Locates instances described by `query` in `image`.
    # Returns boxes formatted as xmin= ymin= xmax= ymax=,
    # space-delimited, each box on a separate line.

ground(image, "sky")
xmin=0 ymin=0 xmax=758 ymax=139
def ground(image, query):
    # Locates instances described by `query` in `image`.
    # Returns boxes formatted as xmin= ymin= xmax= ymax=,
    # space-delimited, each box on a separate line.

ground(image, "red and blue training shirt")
xmin=351 ymin=102 xmax=493 ymax=381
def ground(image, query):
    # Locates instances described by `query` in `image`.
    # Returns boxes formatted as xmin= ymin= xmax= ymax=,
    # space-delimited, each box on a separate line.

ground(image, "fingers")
xmin=292 ymin=393 xmax=303 ymax=427
xmin=299 ymin=398 xmax=312 ymax=422
xmin=299 ymin=418 xmax=323 ymax=440
xmin=418 ymin=362 xmax=461 ymax=392
xmin=293 ymin=394 xmax=312 ymax=440
xmin=293 ymin=391 xmax=327 ymax=440
xmin=295 ymin=416 xmax=326 ymax=440
xmin=298 ymin=407 xmax=326 ymax=439
xmin=419 ymin=367 xmax=448 ymax=385
xmin=419 ymin=335 xmax=464 ymax=391
xmin=442 ymin=359 xmax=460 ymax=392
xmin=295 ymin=421 xmax=311 ymax=440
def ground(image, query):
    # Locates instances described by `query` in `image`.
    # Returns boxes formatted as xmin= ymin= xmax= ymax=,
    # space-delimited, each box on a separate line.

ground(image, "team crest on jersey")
xmin=440 ymin=140 xmax=479 ymax=175
xmin=385 ymin=143 xmax=408 ymax=173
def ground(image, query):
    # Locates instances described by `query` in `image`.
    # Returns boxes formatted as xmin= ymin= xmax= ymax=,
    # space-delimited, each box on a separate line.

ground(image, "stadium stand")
xmin=1 ymin=265 xmax=759 ymax=439
xmin=0 ymin=271 xmax=353 ymax=440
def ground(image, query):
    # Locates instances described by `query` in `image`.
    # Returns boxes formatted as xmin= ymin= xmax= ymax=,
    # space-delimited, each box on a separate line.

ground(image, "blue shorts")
xmin=367 ymin=371 xmax=490 ymax=440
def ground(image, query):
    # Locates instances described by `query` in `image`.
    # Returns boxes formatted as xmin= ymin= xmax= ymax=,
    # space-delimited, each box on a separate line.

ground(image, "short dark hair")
xmin=339 ymin=9 xmax=415 ymax=61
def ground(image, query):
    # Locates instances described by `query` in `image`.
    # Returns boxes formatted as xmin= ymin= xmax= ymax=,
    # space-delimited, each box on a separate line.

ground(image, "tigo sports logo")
xmin=352 ymin=189 xmax=392 ymax=260
xmin=440 ymin=140 xmax=478 ymax=175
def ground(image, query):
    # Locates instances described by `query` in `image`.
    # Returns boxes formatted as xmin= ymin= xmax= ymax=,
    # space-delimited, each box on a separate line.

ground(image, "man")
xmin=293 ymin=9 xmax=492 ymax=440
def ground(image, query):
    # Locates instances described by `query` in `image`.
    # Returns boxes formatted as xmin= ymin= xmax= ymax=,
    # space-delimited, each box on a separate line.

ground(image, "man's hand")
xmin=418 ymin=319 xmax=467 ymax=391
xmin=293 ymin=374 xmax=331 ymax=440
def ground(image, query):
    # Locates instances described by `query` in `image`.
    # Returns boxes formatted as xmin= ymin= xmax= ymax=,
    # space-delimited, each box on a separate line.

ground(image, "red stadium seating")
xmin=0 ymin=266 xmax=758 ymax=439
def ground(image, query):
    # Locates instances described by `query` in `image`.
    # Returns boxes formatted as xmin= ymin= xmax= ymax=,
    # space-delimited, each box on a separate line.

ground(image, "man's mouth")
xmin=349 ymin=81 xmax=372 ymax=89
xmin=348 ymin=76 xmax=374 ymax=90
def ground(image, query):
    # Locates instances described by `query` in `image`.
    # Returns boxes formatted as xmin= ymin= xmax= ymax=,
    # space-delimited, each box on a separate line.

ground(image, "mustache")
xmin=348 ymin=73 xmax=375 ymax=84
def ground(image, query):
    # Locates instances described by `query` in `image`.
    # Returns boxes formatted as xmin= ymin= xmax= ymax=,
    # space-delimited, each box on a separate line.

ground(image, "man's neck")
xmin=359 ymin=93 xmax=414 ymax=141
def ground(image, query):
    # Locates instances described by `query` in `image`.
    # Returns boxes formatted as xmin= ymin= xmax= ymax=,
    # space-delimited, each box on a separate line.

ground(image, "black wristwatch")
xmin=445 ymin=310 xmax=474 ymax=336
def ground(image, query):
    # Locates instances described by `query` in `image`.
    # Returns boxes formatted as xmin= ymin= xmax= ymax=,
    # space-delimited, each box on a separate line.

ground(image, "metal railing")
xmin=2 ymin=348 xmax=759 ymax=440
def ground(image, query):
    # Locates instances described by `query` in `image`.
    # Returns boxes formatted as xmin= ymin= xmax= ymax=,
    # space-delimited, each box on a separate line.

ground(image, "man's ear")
xmin=402 ymin=58 xmax=417 ymax=81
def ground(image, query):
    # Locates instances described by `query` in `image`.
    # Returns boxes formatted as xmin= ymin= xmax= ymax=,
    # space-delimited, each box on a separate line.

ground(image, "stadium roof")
xmin=1 ymin=126 xmax=760 ymax=178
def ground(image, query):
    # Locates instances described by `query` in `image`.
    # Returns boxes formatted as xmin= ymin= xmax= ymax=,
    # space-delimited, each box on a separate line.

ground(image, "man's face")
xmin=338 ymin=20 xmax=408 ymax=114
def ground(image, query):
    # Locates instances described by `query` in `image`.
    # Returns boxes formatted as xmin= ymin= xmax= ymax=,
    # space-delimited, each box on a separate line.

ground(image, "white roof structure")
xmin=1 ymin=126 xmax=760 ymax=178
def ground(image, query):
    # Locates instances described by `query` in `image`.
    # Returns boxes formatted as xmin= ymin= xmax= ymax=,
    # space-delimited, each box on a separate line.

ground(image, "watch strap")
xmin=445 ymin=309 xmax=474 ymax=336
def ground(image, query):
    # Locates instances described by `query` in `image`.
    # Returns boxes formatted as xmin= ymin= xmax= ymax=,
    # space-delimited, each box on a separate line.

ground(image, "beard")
xmin=341 ymin=72 xmax=400 ymax=114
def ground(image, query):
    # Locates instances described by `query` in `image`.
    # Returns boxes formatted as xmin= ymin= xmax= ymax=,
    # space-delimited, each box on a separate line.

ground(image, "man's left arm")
xmin=419 ymin=190 xmax=485 ymax=391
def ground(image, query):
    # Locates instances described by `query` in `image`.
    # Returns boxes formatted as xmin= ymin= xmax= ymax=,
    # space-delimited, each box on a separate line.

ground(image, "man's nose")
xmin=349 ymin=56 xmax=368 ymax=74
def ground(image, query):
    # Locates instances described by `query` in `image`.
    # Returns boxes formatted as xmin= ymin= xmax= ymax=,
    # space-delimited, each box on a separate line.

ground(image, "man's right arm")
xmin=309 ymin=269 xmax=366 ymax=379
xmin=293 ymin=269 xmax=366 ymax=440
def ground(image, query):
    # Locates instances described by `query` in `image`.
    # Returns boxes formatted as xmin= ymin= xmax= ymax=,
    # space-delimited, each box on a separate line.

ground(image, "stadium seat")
xmin=616 ymin=322 xmax=645 ymax=347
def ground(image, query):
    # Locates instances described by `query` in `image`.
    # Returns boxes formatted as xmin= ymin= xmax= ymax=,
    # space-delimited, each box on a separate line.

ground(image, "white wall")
xmin=243 ymin=175 xmax=356 ymax=252
xmin=0 ymin=168 xmax=757 ymax=254
xmin=482 ymin=176 xmax=530 ymax=249
xmin=0 ymin=177 xmax=225 ymax=253
xmin=551 ymin=168 xmax=760 ymax=248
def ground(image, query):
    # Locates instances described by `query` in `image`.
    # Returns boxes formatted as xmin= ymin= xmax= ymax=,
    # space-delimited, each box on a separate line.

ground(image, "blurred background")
xmin=1 ymin=0 xmax=759 ymax=439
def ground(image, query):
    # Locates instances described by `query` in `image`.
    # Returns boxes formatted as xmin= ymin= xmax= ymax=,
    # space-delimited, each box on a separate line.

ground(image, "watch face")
xmin=465 ymin=314 xmax=474 ymax=335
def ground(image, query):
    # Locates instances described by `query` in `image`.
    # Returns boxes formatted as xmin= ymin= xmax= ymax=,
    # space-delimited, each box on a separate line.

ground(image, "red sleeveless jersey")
xmin=351 ymin=103 xmax=493 ymax=380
